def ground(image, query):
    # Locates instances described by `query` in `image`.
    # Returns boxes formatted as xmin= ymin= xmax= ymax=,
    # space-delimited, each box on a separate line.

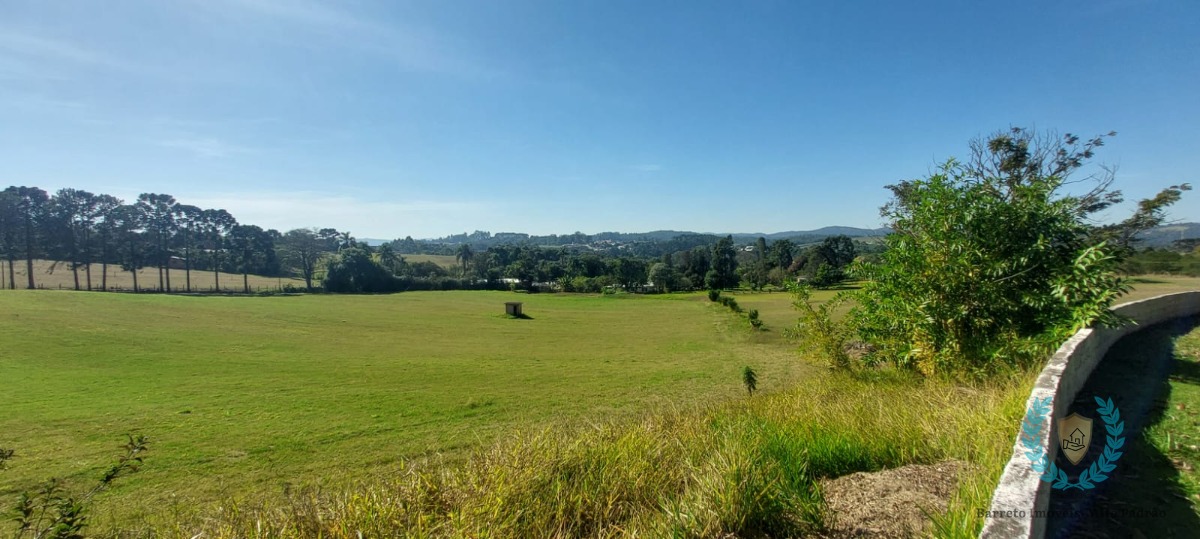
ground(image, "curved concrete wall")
xmin=980 ymin=291 xmax=1200 ymax=539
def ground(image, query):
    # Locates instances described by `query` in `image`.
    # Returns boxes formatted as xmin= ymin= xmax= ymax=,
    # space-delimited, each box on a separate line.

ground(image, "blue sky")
xmin=1 ymin=1 xmax=1197 ymax=239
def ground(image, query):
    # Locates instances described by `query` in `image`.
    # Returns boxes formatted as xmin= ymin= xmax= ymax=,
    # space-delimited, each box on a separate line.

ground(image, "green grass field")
xmin=0 ymin=290 xmax=809 ymax=526
xmin=2 ymin=276 xmax=1197 ymax=535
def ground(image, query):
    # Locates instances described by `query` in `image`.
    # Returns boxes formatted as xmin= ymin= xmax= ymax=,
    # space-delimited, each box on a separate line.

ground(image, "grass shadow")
xmin=1047 ymin=316 xmax=1200 ymax=538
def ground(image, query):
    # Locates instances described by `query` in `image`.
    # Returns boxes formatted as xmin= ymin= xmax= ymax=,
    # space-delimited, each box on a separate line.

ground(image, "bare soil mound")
xmin=819 ymin=460 xmax=967 ymax=538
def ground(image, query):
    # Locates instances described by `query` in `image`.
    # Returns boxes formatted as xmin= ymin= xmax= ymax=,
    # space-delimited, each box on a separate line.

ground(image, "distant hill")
xmin=373 ymin=223 xmax=1192 ymax=252
xmin=380 ymin=226 xmax=894 ymax=256
xmin=1135 ymin=222 xmax=1200 ymax=248
xmin=743 ymin=227 xmax=891 ymax=242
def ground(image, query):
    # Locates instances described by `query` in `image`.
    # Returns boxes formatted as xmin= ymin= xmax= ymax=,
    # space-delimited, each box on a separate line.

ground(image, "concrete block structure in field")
xmin=505 ymin=302 xmax=523 ymax=317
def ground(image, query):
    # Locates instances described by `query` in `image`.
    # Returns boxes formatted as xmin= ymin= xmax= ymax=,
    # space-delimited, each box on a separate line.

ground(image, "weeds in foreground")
xmin=126 ymin=373 xmax=1029 ymax=538
xmin=6 ymin=435 xmax=148 ymax=539
xmin=787 ymin=283 xmax=855 ymax=370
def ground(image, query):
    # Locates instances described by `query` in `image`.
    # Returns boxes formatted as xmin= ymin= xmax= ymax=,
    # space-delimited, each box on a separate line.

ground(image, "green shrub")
xmin=788 ymin=284 xmax=853 ymax=370
xmin=849 ymin=128 xmax=1188 ymax=376
xmin=707 ymin=289 xmax=721 ymax=302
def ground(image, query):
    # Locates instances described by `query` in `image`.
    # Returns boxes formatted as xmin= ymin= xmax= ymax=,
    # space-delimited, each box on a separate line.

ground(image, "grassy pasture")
xmin=1 ymin=276 xmax=1197 ymax=535
xmin=402 ymin=254 xmax=459 ymax=269
xmin=0 ymin=290 xmax=808 ymax=526
xmin=0 ymin=259 xmax=304 ymax=292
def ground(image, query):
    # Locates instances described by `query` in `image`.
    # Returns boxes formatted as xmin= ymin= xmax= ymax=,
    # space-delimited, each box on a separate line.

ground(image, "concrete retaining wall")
xmin=980 ymin=291 xmax=1200 ymax=538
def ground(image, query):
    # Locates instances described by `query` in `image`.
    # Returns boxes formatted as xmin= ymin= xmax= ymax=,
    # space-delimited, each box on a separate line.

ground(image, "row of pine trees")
xmin=0 ymin=186 xmax=293 ymax=292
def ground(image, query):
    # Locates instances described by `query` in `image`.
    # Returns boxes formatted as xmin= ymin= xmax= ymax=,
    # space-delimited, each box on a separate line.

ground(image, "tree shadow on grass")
xmin=1126 ymin=277 xmax=1170 ymax=285
xmin=1047 ymin=316 xmax=1200 ymax=538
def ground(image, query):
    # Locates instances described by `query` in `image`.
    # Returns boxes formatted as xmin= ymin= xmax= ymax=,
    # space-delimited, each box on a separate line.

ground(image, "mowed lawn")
xmin=0 ymin=290 xmax=808 ymax=523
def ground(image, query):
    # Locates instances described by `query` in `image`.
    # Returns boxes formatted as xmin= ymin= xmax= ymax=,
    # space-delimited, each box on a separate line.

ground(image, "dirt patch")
xmin=819 ymin=460 xmax=967 ymax=538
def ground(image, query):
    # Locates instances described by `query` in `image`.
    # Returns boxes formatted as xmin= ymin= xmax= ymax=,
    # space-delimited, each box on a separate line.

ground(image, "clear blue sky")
xmin=2 ymin=1 xmax=1196 ymax=239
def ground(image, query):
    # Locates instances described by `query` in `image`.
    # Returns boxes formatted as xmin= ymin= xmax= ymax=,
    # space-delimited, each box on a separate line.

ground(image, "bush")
xmin=748 ymin=309 xmax=763 ymax=329
xmin=849 ymin=128 xmax=1188 ymax=376
xmin=788 ymin=284 xmax=853 ymax=370
xmin=707 ymin=289 xmax=721 ymax=302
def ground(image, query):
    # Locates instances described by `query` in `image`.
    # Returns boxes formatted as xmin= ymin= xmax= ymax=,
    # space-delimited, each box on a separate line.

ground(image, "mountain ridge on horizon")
xmin=360 ymin=225 xmax=893 ymax=246
xmin=360 ymin=222 xmax=1200 ymax=249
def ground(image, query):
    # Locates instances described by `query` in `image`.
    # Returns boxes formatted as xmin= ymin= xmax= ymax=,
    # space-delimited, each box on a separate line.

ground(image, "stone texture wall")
xmin=980 ymin=292 xmax=1200 ymax=539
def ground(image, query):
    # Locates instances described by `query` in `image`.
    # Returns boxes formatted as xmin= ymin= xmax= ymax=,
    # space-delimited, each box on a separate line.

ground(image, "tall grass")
xmin=125 ymin=371 xmax=1032 ymax=538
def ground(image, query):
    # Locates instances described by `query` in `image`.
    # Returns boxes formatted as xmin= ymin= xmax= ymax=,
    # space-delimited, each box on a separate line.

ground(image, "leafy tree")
xmin=680 ymin=247 xmax=711 ymax=290
xmin=849 ymin=128 xmax=1188 ymax=376
xmin=411 ymin=260 xmax=449 ymax=278
xmin=92 ymin=195 xmax=123 ymax=292
xmin=816 ymin=235 xmax=856 ymax=270
xmin=332 ymin=230 xmax=355 ymax=251
xmin=739 ymin=259 xmax=769 ymax=291
xmin=565 ymin=253 xmax=607 ymax=279
xmin=322 ymin=247 xmax=397 ymax=293
xmin=316 ymin=228 xmax=343 ymax=251
xmin=455 ymin=243 xmax=474 ymax=276
xmin=648 ymin=262 xmax=683 ymax=293
xmin=278 ymin=228 xmax=327 ymax=291
xmin=809 ymin=263 xmax=841 ymax=289
xmin=768 ymin=239 xmax=795 ymax=271
xmin=706 ymin=235 xmax=739 ymax=289
xmin=375 ymin=243 xmax=407 ymax=275
xmin=200 ymin=209 xmax=237 ymax=290
xmin=3 ymin=186 xmax=49 ymax=289
xmin=136 ymin=193 xmax=178 ymax=292
xmin=0 ymin=190 xmax=22 ymax=289
xmin=395 ymin=235 xmax=420 ymax=253
xmin=608 ymin=257 xmax=648 ymax=291
xmin=49 ymin=189 xmax=99 ymax=291
xmin=110 ymin=205 xmax=147 ymax=292
xmin=174 ymin=205 xmax=203 ymax=292
xmin=228 ymin=224 xmax=271 ymax=293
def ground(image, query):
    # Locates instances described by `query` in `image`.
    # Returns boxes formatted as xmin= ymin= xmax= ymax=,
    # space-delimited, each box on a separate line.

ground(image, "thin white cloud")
xmin=0 ymin=29 xmax=131 ymax=71
xmin=180 ymin=191 xmax=493 ymax=238
xmin=213 ymin=0 xmax=372 ymax=31
xmin=155 ymin=137 xmax=255 ymax=158
xmin=191 ymin=0 xmax=501 ymax=79
xmin=1 ymin=94 xmax=87 ymax=111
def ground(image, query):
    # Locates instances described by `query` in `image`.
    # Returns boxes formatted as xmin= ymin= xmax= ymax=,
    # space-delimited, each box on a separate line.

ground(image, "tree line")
xmin=0 ymin=186 xmax=344 ymax=293
xmin=0 ymin=184 xmax=872 ymax=295
xmin=323 ymin=233 xmax=865 ymax=294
